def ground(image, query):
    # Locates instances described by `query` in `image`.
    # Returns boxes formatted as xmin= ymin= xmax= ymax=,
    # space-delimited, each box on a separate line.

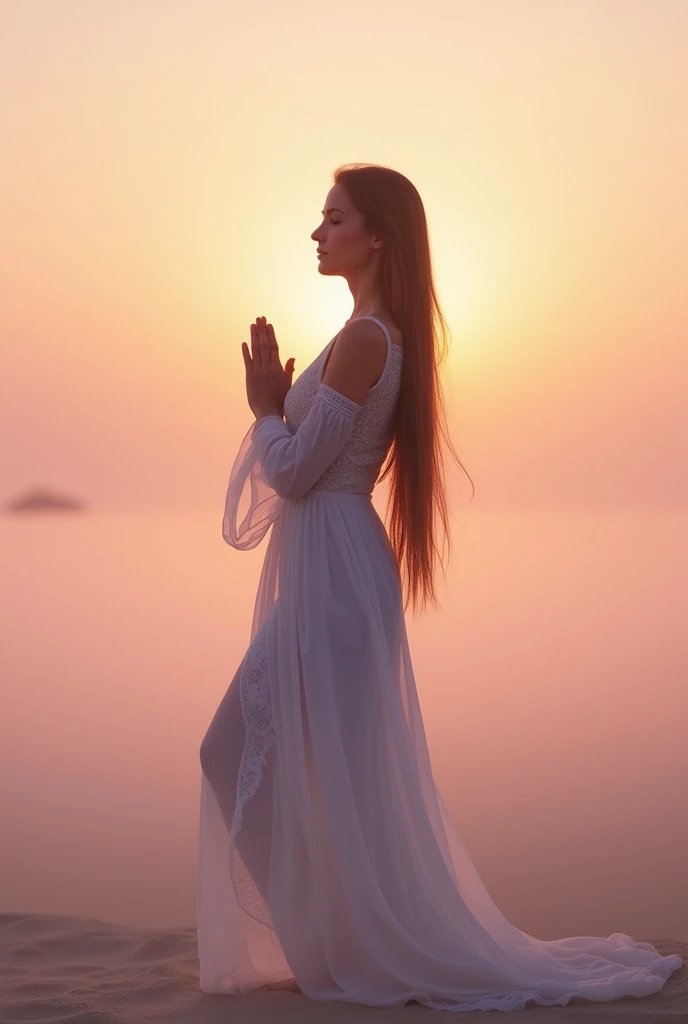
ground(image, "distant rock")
xmin=3 ymin=487 xmax=89 ymax=514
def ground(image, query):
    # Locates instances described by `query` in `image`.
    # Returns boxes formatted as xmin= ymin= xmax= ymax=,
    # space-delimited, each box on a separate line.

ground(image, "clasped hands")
xmin=242 ymin=316 xmax=296 ymax=421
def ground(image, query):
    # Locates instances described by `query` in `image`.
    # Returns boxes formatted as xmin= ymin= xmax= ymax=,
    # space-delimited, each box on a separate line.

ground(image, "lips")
xmin=317 ymin=249 xmax=328 ymax=255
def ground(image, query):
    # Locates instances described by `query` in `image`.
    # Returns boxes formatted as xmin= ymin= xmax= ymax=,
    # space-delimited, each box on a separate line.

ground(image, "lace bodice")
xmin=283 ymin=316 xmax=403 ymax=495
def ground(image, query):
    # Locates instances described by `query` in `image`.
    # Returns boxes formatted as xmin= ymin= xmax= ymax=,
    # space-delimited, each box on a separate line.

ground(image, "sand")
xmin=0 ymin=913 xmax=684 ymax=1023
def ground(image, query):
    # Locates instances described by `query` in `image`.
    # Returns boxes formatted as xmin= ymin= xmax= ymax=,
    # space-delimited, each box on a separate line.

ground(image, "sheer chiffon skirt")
xmin=198 ymin=488 xmax=682 ymax=1012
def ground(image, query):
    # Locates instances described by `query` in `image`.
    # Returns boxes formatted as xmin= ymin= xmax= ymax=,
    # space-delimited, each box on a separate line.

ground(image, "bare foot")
xmin=266 ymin=977 xmax=301 ymax=992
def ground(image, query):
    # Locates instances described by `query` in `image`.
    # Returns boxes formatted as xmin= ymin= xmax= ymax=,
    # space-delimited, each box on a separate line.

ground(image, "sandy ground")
xmin=0 ymin=913 xmax=685 ymax=1023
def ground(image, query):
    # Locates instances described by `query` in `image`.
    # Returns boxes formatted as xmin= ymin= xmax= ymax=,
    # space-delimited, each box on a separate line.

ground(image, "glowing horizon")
xmin=2 ymin=0 xmax=686 ymax=511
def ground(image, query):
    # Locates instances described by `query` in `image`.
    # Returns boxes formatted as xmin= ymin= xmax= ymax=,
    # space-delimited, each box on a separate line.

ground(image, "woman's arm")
xmin=251 ymin=384 xmax=362 ymax=500
xmin=222 ymin=319 xmax=386 ymax=548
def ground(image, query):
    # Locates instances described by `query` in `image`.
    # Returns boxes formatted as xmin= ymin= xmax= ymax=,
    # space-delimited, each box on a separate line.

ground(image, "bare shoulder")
xmin=321 ymin=319 xmax=388 ymax=406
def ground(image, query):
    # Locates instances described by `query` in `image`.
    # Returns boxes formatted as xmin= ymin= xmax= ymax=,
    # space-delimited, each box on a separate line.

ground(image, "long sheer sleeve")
xmin=222 ymin=383 xmax=363 ymax=549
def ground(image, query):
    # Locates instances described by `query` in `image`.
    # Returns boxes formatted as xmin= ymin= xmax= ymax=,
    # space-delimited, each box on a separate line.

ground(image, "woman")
xmin=198 ymin=164 xmax=682 ymax=1011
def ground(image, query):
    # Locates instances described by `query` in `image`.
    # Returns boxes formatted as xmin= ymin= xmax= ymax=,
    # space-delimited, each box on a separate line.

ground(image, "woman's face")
xmin=311 ymin=186 xmax=376 ymax=276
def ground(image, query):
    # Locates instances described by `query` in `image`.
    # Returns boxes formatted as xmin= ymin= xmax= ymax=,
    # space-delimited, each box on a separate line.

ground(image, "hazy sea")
xmin=2 ymin=507 xmax=685 ymax=943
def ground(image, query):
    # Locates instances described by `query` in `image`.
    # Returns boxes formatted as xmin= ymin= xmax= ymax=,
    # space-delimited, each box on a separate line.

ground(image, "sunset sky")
xmin=2 ymin=0 xmax=686 ymax=510
xmin=2 ymin=2 xmax=687 ymax=942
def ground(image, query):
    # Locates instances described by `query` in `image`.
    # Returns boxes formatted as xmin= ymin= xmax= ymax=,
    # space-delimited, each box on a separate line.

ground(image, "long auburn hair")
xmin=333 ymin=163 xmax=475 ymax=616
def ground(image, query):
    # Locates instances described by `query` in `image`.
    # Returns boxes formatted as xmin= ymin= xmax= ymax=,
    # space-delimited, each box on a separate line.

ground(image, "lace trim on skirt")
xmin=228 ymin=622 xmax=277 ymax=932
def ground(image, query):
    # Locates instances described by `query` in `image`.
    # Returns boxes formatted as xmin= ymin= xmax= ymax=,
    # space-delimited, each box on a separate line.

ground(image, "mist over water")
xmin=2 ymin=507 xmax=685 ymax=940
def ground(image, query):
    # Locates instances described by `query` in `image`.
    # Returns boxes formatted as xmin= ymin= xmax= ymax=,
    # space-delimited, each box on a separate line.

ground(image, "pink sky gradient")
xmin=1 ymin=1 xmax=686 ymax=950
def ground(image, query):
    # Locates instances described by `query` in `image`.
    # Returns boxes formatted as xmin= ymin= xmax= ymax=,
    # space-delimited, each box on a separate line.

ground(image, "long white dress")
xmin=197 ymin=316 xmax=682 ymax=1012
